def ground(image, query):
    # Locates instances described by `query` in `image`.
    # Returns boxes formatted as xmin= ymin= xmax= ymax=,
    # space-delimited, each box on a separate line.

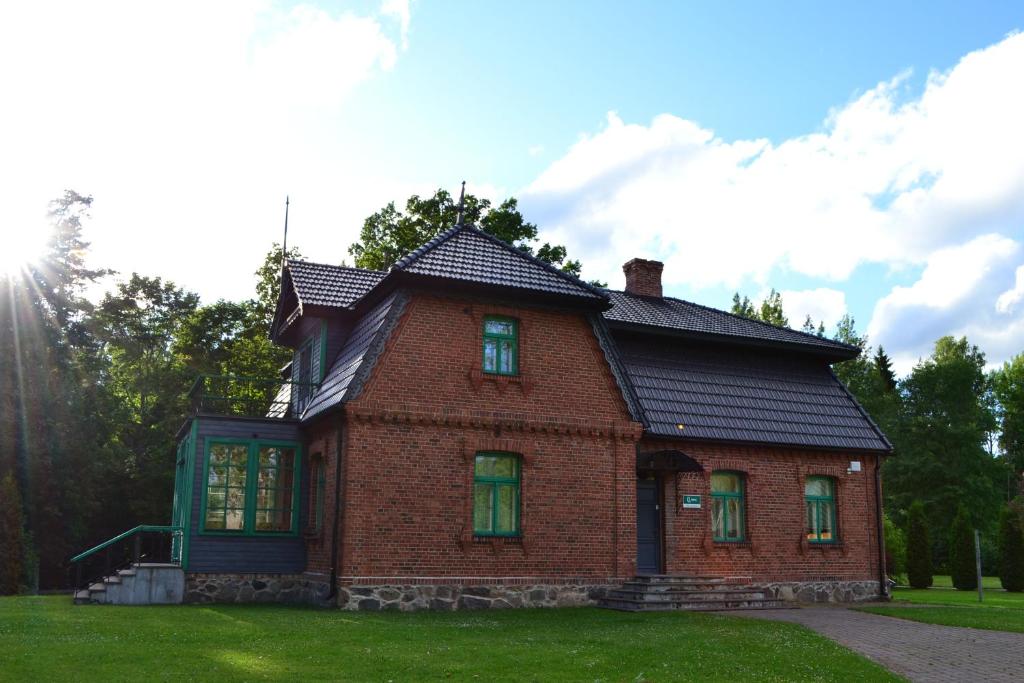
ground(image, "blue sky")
xmin=2 ymin=1 xmax=1024 ymax=373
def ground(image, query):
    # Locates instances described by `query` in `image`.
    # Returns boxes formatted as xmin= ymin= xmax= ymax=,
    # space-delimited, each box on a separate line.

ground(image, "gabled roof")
xmin=285 ymin=260 xmax=385 ymax=309
xmin=615 ymin=337 xmax=891 ymax=452
xmin=301 ymin=291 xmax=408 ymax=422
xmin=603 ymin=290 xmax=858 ymax=360
xmin=392 ymin=224 xmax=607 ymax=302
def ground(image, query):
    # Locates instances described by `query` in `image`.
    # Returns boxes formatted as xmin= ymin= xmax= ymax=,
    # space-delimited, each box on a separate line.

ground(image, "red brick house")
xmin=72 ymin=223 xmax=891 ymax=609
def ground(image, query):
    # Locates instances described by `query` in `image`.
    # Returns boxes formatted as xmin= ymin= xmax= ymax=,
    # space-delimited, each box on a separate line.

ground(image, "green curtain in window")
xmin=710 ymin=471 xmax=744 ymax=542
xmin=473 ymin=453 xmax=520 ymax=536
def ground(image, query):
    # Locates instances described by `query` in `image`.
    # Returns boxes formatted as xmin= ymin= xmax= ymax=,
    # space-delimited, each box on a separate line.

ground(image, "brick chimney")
xmin=623 ymin=258 xmax=664 ymax=298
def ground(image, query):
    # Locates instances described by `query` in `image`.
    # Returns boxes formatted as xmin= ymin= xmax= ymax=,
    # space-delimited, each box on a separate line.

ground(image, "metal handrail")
xmin=70 ymin=525 xmax=181 ymax=564
xmin=188 ymin=374 xmax=318 ymax=419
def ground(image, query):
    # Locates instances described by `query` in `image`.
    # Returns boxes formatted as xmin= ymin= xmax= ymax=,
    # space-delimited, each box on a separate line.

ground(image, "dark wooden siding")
xmin=187 ymin=416 xmax=307 ymax=573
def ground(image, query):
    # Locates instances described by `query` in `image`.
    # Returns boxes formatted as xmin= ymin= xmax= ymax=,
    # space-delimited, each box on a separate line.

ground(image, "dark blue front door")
xmin=636 ymin=478 xmax=661 ymax=574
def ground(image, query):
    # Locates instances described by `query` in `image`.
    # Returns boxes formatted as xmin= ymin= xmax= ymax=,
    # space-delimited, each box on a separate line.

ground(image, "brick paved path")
xmin=731 ymin=606 xmax=1024 ymax=682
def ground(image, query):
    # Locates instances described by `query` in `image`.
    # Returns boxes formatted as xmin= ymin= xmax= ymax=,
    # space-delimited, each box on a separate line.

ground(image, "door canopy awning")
xmin=636 ymin=449 xmax=703 ymax=474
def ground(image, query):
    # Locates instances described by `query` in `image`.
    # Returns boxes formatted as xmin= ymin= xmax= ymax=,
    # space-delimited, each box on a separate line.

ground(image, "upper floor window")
xmin=711 ymin=471 xmax=745 ymax=542
xmin=483 ymin=317 xmax=518 ymax=375
xmin=293 ymin=337 xmax=315 ymax=412
xmin=473 ymin=453 xmax=520 ymax=536
xmin=805 ymin=477 xmax=837 ymax=543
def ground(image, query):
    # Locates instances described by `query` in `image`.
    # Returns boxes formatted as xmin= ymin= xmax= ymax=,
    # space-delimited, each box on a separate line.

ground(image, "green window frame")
xmin=805 ymin=476 xmax=838 ymax=543
xmin=711 ymin=471 xmax=745 ymax=542
xmin=200 ymin=439 xmax=302 ymax=537
xmin=473 ymin=453 xmax=520 ymax=537
xmin=482 ymin=316 xmax=518 ymax=376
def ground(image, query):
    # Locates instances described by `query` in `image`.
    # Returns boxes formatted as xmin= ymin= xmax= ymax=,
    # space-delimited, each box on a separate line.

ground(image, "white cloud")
xmin=780 ymin=288 xmax=847 ymax=329
xmin=380 ymin=0 xmax=412 ymax=49
xmin=528 ymin=145 xmax=545 ymax=157
xmin=867 ymin=234 xmax=1022 ymax=372
xmin=522 ymin=33 xmax=1024 ymax=366
xmin=996 ymin=265 xmax=1024 ymax=314
xmin=0 ymin=1 xmax=410 ymax=302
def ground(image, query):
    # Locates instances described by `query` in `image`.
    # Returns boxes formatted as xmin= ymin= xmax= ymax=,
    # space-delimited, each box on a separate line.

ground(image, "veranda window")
xmin=711 ymin=471 xmax=745 ymax=542
xmin=805 ymin=477 xmax=837 ymax=543
xmin=473 ymin=453 xmax=520 ymax=536
xmin=202 ymin=440 xmax=300 ymax=535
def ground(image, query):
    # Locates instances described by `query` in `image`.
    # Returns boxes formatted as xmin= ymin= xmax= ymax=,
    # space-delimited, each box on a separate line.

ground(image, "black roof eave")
xmin=605 ymin=320 xmax=860 ymax=362
xmin=644 ymin=429 xmax=893 ymax=455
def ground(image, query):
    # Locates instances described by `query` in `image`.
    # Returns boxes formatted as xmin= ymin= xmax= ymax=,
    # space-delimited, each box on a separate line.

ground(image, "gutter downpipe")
xmin=875 ymin=455 xmax=889 ymax=600
xmin=328 ymin=410 xmax=345 ymax=604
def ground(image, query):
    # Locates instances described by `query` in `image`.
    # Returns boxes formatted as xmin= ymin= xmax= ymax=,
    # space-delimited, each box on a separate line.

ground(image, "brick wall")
xmin=324 ymin=291 xmax=643 ymax=581
xmin=643 ymin=439 xmax=882 ymax=582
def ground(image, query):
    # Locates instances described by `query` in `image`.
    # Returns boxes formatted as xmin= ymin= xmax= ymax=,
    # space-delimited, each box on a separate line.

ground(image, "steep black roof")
xmin=392 ymin=224 xmax=606 ymax=302
xmin=615 ymin=337 xmax=891 ymax=452
xmin=603 ymin=290 xmax=858 ymax=360
xmin=302 ymin=291 xmax=408 ymax=422
xmin=285 ymin=260 xmax=385 ymax=309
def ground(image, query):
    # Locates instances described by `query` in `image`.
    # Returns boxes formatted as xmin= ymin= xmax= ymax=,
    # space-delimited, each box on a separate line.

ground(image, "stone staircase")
xmin=74 ymin=563 xmax=185 ymax=605
xmin=598 ymin=574 xmax=789 ymax=612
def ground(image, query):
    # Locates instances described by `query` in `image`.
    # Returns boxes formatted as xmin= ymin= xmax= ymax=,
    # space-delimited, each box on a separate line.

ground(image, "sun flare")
xmin=0 ymin=224 xmax=48 ymax=276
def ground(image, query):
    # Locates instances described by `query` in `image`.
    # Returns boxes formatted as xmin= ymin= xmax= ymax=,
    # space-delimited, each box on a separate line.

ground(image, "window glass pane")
xmin=496 ymin=485 xmax=516 ymax=532
xmin=225 ymin=509 xmax=245 ymax=530
xmin=207 ymin=490 xmax=226 ymax=510
xmin=208 ymin=465 xmax=227 ymax=486
xmin=819 ymin=502 xmax=834 ymax=541
xmin=499 ymin=340 xmax=514 ymax=374
xmin=806 ymin=501 xmax=818 ymax=540
xmin=726 ymin=497 xmax=743 ymax=540
xmin=805 ymin=477 xmax=831 ymax=497
xmin=483 ymin=338 xmax=497 ymax=372
xmin=484 ymin=319 xmax=514 ymax=336
xmin=473 ymin=483 xmax=493 ymax=533
xmin=711 ymin=472 xmax=740 ymax=493
xmin=711 ymin=497 xmax=725 ymax=539
xmin=205 ymin=510 xmax=225 ymax=530
xmin=210 ymin=445 xmax=231 ymax=467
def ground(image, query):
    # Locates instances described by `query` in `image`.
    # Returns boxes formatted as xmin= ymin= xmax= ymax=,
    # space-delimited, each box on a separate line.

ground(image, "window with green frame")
xmin=202 ymin=441 xmax=300 ymax=535
xmin=473 ymin=453 xmax=520 ymax=536
xmin=482 ymin=316 xmax=518 ymax=375
xmin=805 ymin=476 xmax=837 ymax=543
xmin=711 ymin=471 xmax=745 ymax=542
xmin=308 ymin=454 xmax=326 ymax=534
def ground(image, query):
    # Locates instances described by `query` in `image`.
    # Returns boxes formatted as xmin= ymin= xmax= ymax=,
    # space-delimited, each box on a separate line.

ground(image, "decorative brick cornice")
xmin=345 ymin=401 xmax=643 ymax=442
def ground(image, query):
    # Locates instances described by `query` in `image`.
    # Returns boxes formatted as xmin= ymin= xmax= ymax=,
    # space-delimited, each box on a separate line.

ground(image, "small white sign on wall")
xmin=682 ymin=495 xmax=701 ymax=509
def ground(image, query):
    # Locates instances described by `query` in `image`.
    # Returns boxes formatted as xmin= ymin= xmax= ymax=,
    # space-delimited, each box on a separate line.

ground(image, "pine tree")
xmin=906 ymin=501 xmax=933 ymax=588
xmin=874 ymin=346 xmax=897 ymax=393
xmin=999 ymin=504 xmax=1024 ymax=592
xmin=0 ymin=473 xmax=26 ymax=594
xmin=949 ymin=504 xmax=977 ymax=590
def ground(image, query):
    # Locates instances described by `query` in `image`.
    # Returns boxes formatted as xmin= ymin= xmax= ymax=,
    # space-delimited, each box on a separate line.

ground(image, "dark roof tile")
xmin=616 ymin=338 xmax=890 ymax=452
xmin=603 ymin=290 xmax=856 ymax=358
xmin=286 ymin=260 xmax=385 ymax=309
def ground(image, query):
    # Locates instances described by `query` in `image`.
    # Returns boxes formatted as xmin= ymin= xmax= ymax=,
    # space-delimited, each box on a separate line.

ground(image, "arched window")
xmin=805 ymin=477 xmax=837 ymax=543
xmin=711 ymin=471 xmax=745 ymax=542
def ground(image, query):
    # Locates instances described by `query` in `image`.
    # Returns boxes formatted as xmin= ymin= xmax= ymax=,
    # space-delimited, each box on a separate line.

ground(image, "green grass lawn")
xmin=859 ymin=575 xmax=1024 ymax=633
xmin=0 ymin=596 xmax=898 ymax=682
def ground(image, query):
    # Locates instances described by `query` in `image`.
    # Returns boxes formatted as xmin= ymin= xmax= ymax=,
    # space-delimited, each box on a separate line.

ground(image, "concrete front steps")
xmin=74 ymin=563 xmax=185 ymax=605
xmin=598 ymin=574 xmax=789 ymax=612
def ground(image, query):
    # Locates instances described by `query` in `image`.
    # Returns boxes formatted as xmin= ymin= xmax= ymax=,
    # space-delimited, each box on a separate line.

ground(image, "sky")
xmin=2 ymin=1 xmax=1024 ymax=374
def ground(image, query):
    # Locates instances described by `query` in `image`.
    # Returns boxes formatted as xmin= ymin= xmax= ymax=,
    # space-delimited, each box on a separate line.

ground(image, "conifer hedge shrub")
xmin=0 ymin=474 xmax=26 ymax=595
xmin=999 ymin=503 xmax=1024 ymax=592
xmin=949 ymin=504 xmax=977 ymax=591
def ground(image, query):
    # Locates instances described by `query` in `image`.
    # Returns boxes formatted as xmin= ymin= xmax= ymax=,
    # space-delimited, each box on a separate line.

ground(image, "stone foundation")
xmin=754 ymin=580 xmax=882 ymax=603
xmin=337 ymin=583 xmax=614 ymax=611
xmin=185 ymin=573 xmax=332 ymax=606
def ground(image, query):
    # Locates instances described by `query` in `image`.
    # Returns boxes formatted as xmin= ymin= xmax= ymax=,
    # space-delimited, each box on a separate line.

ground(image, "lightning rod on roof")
xmin=456 ymin=180 xmax=466 ymax=227
xmin=281 ymin=195 xmax=290 ymax=274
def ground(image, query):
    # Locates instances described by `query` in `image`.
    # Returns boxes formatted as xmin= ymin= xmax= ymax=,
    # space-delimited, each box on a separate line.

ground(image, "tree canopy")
xmin=348 ymin=189 xmax=600 ymax=284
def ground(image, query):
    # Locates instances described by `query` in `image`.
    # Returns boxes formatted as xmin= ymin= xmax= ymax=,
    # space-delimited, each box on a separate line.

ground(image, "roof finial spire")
xmin=456 ymin=180 xmax=466 ymax=228
xmin=281 ymin=195 xmax=290 ymax=274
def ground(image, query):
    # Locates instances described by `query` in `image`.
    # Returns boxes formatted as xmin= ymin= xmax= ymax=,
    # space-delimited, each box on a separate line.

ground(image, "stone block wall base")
xmin=753 ymin=580 xmax=882 ymax=603
xmin=185 ymin=573 xmax=331 ymax=606
xmin=338 ymin=584 xmax=614 ymax=611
